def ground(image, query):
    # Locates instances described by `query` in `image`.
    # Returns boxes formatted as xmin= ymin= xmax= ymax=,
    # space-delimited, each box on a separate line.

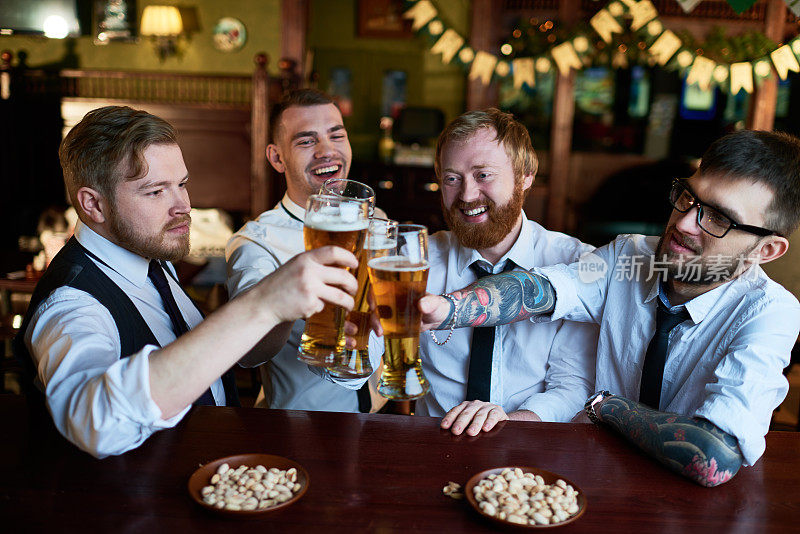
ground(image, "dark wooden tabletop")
xmin=2 ymin=393 xmax=800 ymax=533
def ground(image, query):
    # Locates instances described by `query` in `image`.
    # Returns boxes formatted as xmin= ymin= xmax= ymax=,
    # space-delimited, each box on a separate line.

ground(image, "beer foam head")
xmin=338 ymin=202 xmax=361 ymax=223
xmin=368 ymin=255 xmax=428 ymax=271
xmin=366 ymin=236 xmax=396 ymax=250
xmin=305 ymin=205 xmax=368 ymax=231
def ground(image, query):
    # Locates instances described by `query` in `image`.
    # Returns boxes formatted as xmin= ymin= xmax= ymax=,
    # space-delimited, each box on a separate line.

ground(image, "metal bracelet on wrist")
xmin=428 ymin=293 xmax=459 ymax=346
xmin=584 ymin=390 xmax=612 ymax=425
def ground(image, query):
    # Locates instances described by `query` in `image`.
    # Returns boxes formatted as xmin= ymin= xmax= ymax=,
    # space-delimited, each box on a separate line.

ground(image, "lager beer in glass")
xmin=333 ymin=218 xmax=397 ymax=378
xmin=367 ymin=224 xmax=431 ymax=400
xmin=320 ymin=179 xmax=382 ymax=377
xmin=298 ymin=194 xmax=369 ymax=367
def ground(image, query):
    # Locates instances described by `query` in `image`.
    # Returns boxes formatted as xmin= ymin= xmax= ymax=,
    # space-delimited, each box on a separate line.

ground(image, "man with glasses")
xmin=419 ymin=130 xmax=800 ymax=486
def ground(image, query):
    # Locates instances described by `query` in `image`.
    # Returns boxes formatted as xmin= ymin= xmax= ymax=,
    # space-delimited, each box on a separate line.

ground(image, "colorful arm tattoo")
xmin=599 ymin=396 xmax=743 ymax=487
xmin=438 ymin=271 xmax=556 ymax=329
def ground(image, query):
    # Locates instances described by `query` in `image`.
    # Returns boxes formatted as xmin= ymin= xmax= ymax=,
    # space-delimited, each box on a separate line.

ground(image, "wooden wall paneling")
xmin=62 ymin=99 xmax=252 ymax=214
xmin=281 ymin=0 xmax=310 ymax=81
xmin=466 ymin=0 xmax=499 ymax=110
xmin=251 ymin=53 xmax=270 ymax=217
xmin=747 ymin=0 xmax=786 ymax=131
xmin=545 ymin=0 xmax=580 ymax=232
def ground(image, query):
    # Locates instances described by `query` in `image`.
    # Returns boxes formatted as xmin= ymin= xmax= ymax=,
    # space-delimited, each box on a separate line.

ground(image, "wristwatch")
xmin=584 ymin=390 xmax=612 ymax=425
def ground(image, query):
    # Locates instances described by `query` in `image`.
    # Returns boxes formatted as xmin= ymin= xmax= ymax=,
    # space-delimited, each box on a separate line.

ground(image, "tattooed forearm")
xmin=598 ymin=396 xmax=742 ymax=487
xmin=445 ymin=271 xmax=556 ymax=328
xmin=436 ymin=296 xmax=457 ymax=329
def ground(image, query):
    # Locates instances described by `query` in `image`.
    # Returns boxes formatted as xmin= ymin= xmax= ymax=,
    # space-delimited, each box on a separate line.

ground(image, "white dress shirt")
xmin=24 ymin=220 xmax=225 ymax=458
xmin=536 ymin=234 xmax=800 ymax=465
xmin=415 ymin=217 xmax=598 ymax=421
xmin=226 ymin=195 xmax=384 ymax=412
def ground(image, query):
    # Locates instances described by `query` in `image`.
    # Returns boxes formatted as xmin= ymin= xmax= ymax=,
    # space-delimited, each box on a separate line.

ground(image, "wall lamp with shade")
xmin=140 ymin=5 xmax=183 ymax=61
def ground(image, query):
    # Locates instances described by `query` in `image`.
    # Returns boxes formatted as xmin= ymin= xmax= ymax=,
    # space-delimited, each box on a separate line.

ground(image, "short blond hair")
xmin=59 ymin=106 xmax=177 ymax=210
xmin=434 ymin=108 xmax=538 ymax=182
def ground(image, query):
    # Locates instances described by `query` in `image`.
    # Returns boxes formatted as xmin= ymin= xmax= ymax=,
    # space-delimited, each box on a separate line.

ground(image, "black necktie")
xmin=147 ymin=260 xmax=216 ymax=406
xmin=638 ymin=299 xmax=690 ymax=410
xmin=465 ymin=259 xmax=515 ymax=402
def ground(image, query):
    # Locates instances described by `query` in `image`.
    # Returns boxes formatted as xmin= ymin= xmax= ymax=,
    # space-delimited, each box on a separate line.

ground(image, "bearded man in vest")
xmin=15 ymin=105 xmax=359 ymax=458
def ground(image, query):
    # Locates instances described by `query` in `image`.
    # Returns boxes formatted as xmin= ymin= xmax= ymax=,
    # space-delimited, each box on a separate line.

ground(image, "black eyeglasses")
xmin=668 ymin=179 xmax=780 ymax=238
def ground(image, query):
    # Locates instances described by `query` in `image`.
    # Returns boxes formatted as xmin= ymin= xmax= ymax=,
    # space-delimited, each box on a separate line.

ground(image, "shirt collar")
xmin=279 ymin=194 xmax=306 ymax=223
xmin=455 ymin=214 xmax=535 ymax=275
xmin=644 ymin=278 xmax=661 ymax=305
xmin=74 ymin=219 xmax=152 ymax=288
xmin=657 ymin=280 xmax=682 ymax=311
xmin=652 ymin=272 xmax=750 ymax=325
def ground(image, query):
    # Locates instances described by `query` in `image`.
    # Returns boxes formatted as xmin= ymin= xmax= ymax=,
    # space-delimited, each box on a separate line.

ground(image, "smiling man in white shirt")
xmin=15 ymin=106 xmax=359 ymax=458
xmin=420 ymin=129 xmax=800 ymax=486
xmin=226 ymin=89 xmax=382 ymax=412
xmin=413 ymin=109 xmax=598 ymax=435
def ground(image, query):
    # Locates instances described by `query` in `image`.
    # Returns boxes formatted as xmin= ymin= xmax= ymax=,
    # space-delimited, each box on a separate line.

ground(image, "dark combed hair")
xmin=269 ymin=89 xmax=336 ymax=143
xmin=699 ymin=130 xmax=800 ymax=236
xmin=59 ymin=105 xmax=177 ymax=212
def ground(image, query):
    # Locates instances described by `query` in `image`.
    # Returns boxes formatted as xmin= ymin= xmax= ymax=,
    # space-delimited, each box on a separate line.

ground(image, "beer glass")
xmin=298 ymin=194 xmax=370 ymax=367
xmin=331 ymin=218 xmax=398 ymax=378
xmin=367 ymin=224 xmax=431 ymax=400
xmin=320 ymin=178 xmax=384 ymax=378
xmin=320 ymin=178 xmax=376 ymax=217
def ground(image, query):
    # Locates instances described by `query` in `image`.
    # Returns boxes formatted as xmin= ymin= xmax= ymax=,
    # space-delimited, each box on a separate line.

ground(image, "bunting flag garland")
xmin=730 ymin=61 xmax=755 ymax=93
xmin=403 ymin=0 xmax=437 ymax=30
xmin=430 ymin=28 xmax=463 ymax=64
xmin=677 ymin=0 xmax=704 ymax=13
xmin=686 ymin=56 xmax=716 ymax=90
xmin=551 ymin=42 xmax=583 ymax=75
xmin=726 ymin=0 xmax=758 ymax=14
xmin=771 ymin=44 xmax=800 ymax=79
xmin=590 ymin=10 xmax=624 ymax=43
xmin=627 ymin=0 xmax=658 ymax=31
xmin=403 ymin=0 xmax=800 ymax=95
xmin=512 ymin=58 xmax=535 ymax=89
xmin=649 ymin=30 xmax=682 ymax=65
xmin=469 ymin=51 xmax=498 ymax=84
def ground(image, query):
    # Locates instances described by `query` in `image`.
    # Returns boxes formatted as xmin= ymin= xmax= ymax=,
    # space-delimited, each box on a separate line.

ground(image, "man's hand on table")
xmin=441 ymin=401 xmax=541 ymax=436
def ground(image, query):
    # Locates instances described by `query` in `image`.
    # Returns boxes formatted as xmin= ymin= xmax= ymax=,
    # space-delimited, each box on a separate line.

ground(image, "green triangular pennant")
xmin=726 ymin=0 xmax=757 ymax=14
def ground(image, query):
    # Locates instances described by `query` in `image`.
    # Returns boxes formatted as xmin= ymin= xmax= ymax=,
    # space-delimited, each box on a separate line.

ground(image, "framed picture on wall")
xmin=357 ymin=0 xmax=413 ymax=38
xmin=93 ymin=0 xmax=137 ymax=44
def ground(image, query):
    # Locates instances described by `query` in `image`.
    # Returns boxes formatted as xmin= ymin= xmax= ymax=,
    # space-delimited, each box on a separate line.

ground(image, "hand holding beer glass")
xmin=298 ymin=194 xmax=369 ymax=367
xmin=367 ymin=224 xmax=431 ymax=400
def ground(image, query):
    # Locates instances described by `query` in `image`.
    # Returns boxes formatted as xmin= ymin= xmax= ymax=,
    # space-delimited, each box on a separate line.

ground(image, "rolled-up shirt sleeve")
xmin=531 ymin=239 xmax=622 ymax=325
xmin=26 ymin=287 xmax=190 ymax=459
xmin=226 ymin=233 xmax=281 ymax=299
xmin=517 ymin=319 xmax=598 ymax=421
xmin=695 ymin=298 xmax=799 ymax=466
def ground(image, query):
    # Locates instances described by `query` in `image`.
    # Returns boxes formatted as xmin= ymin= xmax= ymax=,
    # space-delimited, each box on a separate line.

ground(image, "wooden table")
xmin=2 ymin=394 xmax=800 ymax=532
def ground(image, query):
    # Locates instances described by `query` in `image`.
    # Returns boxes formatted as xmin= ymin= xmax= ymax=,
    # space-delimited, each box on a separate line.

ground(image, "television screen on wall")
xmin=0 ymin=0 xmax=83 ymax=37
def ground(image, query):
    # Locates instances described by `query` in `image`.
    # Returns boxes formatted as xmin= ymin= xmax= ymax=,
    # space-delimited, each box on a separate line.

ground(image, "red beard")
xmin=442 ymin=185 xmax=525 ymax=250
